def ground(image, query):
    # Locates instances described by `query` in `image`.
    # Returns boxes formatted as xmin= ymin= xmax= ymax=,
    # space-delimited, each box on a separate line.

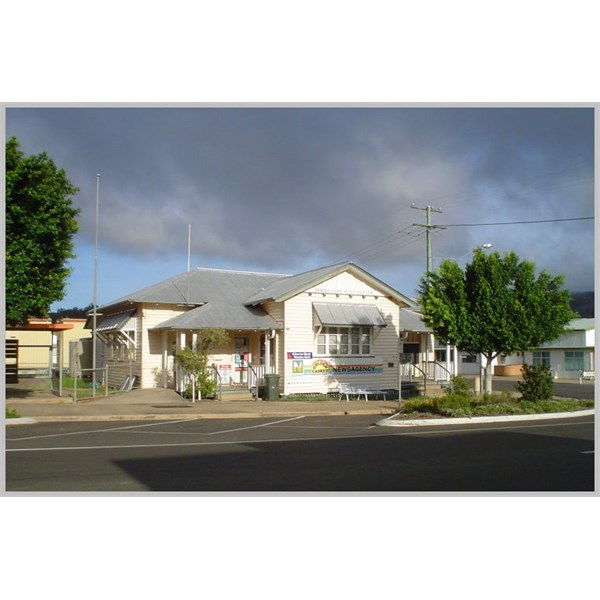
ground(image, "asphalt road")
xmin=5 ymin=414 xmax=595 ymax=492
xmin=490 ymin=378 xmax=595 ymax=400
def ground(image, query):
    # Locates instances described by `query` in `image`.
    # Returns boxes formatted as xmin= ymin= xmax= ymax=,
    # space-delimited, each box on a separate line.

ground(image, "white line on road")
xmin=207 ymin=416 xmax=305 ymax=435
xmin=5 ymin=418 xmax=202 ymax=442
xmin=6 ymin=416 xmax=593 ymax=453
xmin=7 ymin=419 xmax=593 ymax=454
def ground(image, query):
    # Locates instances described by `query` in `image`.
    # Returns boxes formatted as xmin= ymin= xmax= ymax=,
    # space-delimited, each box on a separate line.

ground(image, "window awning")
xmin=91 ymin=309 xmax=136 ymax=333
xmin=313 ymin=303 xmax=387 ymax=327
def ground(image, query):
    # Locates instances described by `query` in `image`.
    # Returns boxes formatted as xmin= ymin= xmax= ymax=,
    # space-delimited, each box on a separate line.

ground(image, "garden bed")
xmin=399 ymin=392 xmax=593 ymax=419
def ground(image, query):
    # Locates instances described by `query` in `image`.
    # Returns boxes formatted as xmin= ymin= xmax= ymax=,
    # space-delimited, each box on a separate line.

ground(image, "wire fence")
xmin=51 ymin=361 xmax=137 ymax=402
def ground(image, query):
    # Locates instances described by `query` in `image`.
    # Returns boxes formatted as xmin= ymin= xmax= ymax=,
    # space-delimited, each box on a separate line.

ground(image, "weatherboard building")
xmin=87 ymin=261 xmax=439 ymax=397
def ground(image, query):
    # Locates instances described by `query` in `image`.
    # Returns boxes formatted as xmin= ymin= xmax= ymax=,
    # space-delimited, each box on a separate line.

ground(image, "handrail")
xmin=433 ymin=361 xmax=452 ymax=382
xmin=247 ymin=363 xmax=259 ymax=400
xmin=211 ymin=364 xmax=222 ymax=401
xmin=411 ymin=363 xmax=427 ymax=378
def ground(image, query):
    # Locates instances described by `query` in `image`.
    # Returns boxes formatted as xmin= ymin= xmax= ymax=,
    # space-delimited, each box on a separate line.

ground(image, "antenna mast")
xmin=187 ymin=224 xmax=191 ymax=272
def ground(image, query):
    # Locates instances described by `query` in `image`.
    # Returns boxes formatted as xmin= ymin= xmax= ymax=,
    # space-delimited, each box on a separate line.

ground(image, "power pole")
xmin=411 ymin=203 xmax=445 ymax=276
xmin=411 ymin=203 xmax=444 ymax=394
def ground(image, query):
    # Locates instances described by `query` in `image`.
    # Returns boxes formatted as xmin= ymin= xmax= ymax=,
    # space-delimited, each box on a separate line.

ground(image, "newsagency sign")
xmin=291 ymin=356 xmax=383 ymax=377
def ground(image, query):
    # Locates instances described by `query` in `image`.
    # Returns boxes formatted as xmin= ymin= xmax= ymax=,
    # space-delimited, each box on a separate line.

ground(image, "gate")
xmin=6 ymin=339 xmax=19 ymax=383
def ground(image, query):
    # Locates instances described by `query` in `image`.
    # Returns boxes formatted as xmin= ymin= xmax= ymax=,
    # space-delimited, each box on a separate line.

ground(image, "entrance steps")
xmin=218 ymin=386 xmax=256 ymax=402
xmin=412 ymin=381 xmax=449 ymax=397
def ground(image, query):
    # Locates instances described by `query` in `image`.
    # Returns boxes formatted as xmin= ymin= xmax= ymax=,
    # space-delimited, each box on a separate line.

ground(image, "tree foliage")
xmin=418 ymin=248 xmax=576 ymax=393
xmin=5 ymin=136 xmax=80 ymax=326
xmin=175 ymin=328 xmax=230 ymax=399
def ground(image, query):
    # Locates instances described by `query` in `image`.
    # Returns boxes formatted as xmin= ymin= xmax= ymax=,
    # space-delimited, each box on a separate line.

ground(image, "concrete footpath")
xmin=5 ymin=385 xmax=594 ymax=427
xmin=5 ymin=387 xmax=399 ymax=424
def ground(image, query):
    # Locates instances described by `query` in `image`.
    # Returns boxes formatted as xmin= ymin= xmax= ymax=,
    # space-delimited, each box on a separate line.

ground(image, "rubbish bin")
xmin=264 ymin=374 xmax=280 ymax=400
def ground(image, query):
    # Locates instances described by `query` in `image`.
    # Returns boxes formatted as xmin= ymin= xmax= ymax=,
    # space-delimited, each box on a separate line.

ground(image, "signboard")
xmin=218 ymin=363 xmax=232 ymax=382
xmin=291 ymin=357 xmax=383 ymax=376
xmin=287 ymin=351 xmax=313 ymax=360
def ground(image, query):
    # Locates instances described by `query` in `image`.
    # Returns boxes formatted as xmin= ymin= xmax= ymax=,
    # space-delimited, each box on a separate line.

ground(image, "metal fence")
xmin=52 ymin=361 xmax=137 ymax=402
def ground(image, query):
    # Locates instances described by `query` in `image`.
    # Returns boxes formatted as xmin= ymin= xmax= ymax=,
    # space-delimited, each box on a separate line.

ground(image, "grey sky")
xmin=5 ymin=105 xmax=595 ymax=308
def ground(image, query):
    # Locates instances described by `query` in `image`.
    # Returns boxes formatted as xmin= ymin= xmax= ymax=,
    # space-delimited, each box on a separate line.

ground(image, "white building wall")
xmin=140 ymin=304 xmax=188 ymax=388
xmin=281 ymin=272 xmax=402 ymax=395
xmin=263 ymin=300 xmax=285 ymax=378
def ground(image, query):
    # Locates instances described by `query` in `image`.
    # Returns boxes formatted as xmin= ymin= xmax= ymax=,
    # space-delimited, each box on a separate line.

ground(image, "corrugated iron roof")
xmin=153 ymin=303 xmax=282 ymax=331
xmin=400 ymin=308 xmax=431 ymax=333
xmin=99 ymin=268 xmax=288 ymax=310
xmin=245 ymin=262 xmax=417 ymax=307
xmin=94 ymin=309 xmax=136 ymax=332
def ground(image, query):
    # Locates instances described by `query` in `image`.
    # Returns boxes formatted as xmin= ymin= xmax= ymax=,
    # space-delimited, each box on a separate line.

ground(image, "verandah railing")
xmin=400 ymin=361 xmax=452 ymax=383
xmin=247 ymin=364 xmax=276 ymax=391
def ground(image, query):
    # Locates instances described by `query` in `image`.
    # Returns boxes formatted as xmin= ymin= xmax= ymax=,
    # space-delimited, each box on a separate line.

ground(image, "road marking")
xmin=6 ymin=416 xmax=593 ymax=452
xmin=4 ymin=421 xmax=593 ymax=454
xmin=5 ymin=418 xmax=201 ymax=442
xmin=580 ymin=450 xmax=594 ymax=454
xmin=207 ymin=416 xmax=305 ymax=435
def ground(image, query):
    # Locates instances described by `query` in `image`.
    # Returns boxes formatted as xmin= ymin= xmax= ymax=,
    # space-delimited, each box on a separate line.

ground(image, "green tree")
xmin=418 ymin=248 xmax=576 ymax=394
xmin=175 ymin=328 xmax=230 ymax=399
xmin=6 ymin=136 xmax=80 ymax=326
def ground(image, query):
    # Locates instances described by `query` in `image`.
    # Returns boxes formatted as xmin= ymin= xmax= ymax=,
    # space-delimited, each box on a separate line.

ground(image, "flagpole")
xmin=92 ymin=174 xmax=100 ymax=396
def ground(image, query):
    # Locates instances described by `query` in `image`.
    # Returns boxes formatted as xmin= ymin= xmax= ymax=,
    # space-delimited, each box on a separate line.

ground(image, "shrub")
xmin=401 ymin=397 xmax=436 ymax=414
xmin=432 ymin=394 xmax=472 ymax=416
xmin=445 ymin=375 xmax=472 ymax=397
xmin=516 ymin=364 xmax=554 ymax=402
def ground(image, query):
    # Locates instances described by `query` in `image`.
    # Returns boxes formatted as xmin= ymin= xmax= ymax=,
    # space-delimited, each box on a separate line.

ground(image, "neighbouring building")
xmin=5 ymin=318 xmax=91 ymax=379
xmin=495 ymin=318 xmax=596 ymax=380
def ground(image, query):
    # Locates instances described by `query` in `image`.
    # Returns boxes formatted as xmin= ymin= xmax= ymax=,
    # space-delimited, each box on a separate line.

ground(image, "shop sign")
xmin=292 ymin=357 xmax=383 ymax=376
xmin=287 ymin=351 xmax=313 ymax=359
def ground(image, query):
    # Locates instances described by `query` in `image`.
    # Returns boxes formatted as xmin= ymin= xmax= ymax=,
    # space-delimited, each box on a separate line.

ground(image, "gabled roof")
xmin=95 ymin=262 xmax=417 ymax=331
xmin=244 ymin=262 xmax=417 ymax=308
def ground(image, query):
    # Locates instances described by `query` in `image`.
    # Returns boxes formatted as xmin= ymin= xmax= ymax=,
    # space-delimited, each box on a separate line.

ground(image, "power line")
xmin=441 ymin=216 xmax=594 ymax=227
xmin=335 ymin=225 xmax=418 ymax=264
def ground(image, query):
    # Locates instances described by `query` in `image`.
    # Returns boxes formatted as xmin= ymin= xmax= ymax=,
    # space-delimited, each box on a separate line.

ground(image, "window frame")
xmin=315 ymin=326 xmax=373 ymax=357
xmin=564 ymin=351 xmax=584 ymax=371
xmin=532 ymin=351 xmax=551 ymax=367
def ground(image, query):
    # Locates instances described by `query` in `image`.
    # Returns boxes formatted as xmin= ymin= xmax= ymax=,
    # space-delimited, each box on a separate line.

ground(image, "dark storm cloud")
xmin=6 ymin=106 xmax=595 ymax=293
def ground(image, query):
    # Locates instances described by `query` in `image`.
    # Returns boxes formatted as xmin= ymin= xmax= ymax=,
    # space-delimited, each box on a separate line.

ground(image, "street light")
xmin=456 ymin=243 xmax=493 ymax=261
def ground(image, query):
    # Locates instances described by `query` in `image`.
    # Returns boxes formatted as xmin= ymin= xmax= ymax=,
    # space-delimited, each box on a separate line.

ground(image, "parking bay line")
xmin=207 ymin=416 xmax=305 ymax=435
xmin=5 ymin=417 xmax=204 ymax=442
xmin=7 ymin=418 xmax=592 ymax=453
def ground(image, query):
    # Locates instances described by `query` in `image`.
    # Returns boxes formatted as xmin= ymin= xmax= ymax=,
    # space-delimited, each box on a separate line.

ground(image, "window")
xmin=565 ymin=351 xmax=584 ymax=371
xmin=316 ymin=326 xmax=372 ymax=356
xmin=435 ymin=349 xmax=454 ymax=363
xmin=533 ymin=351 xmax=551 ymax=367
xmin=461 ymin=354 xmax=477 ymax=363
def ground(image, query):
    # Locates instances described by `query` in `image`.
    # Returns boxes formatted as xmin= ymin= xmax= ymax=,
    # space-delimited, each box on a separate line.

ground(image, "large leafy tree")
xmin=418 ymin=248 xmax=577 ymax=394
xmin=6 ymin=136 xmax=80 ymax=326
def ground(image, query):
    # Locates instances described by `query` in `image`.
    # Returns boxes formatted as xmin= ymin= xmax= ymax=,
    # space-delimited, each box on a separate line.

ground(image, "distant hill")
xmin=49 ymin=304 xmax=93 ymax=321
xmin=570 ymin=291 xmax=594 ymax=318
